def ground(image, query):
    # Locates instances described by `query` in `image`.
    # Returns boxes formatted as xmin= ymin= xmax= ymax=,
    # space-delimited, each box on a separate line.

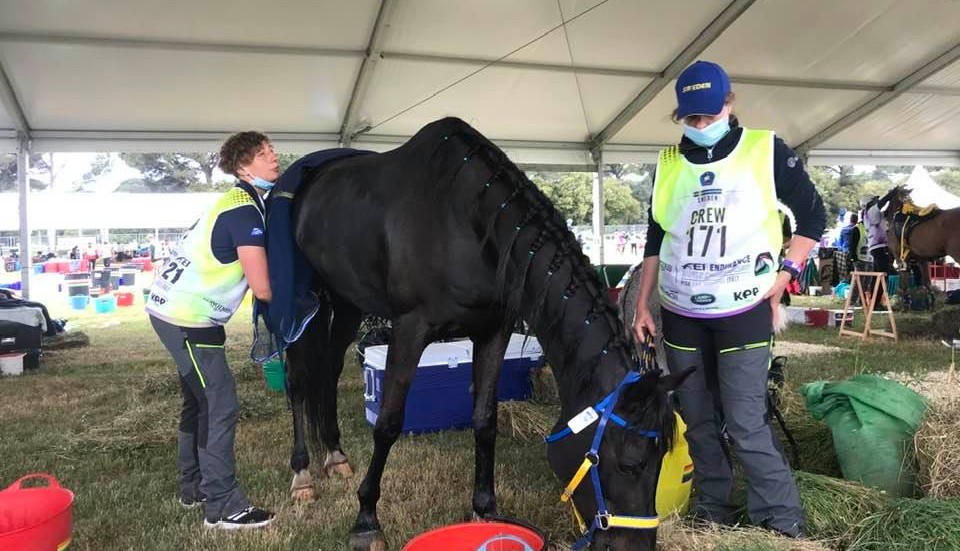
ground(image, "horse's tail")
xmin=286 ymin=298 xmax=335 ymax=458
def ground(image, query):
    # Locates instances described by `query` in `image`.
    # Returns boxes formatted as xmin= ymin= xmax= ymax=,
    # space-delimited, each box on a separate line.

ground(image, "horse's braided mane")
xmin=426 ymin=123 xmax=648 ymax=395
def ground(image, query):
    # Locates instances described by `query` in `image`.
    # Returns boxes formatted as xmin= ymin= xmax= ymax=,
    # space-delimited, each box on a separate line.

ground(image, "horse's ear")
xmin=658 ymin=366 xmax=696 ymax=392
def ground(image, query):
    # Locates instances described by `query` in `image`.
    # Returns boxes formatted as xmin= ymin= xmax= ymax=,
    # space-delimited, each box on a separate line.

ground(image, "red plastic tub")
xmin=804 ymin=309 xmax=829 ymax=327
xmin=0 ymin=474 xmax=74 ymax=551
xmin=403 ymin=520 xmax=545 ymax=551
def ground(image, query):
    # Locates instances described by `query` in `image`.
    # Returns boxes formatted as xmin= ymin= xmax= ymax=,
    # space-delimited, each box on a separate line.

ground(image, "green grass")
xmin=0 ymin=300 xmax=953 ymax=550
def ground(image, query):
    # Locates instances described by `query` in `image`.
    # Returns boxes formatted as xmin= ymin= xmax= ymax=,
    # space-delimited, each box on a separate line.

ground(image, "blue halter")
xmin=545 ymin=370 xmax=662 ymax=550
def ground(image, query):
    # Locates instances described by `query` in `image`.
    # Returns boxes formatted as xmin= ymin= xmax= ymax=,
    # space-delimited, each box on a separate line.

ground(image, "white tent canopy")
xmin=1 ymin=0 xmax=959 ymax=165
xmin=903 ymin=165 xmax=960 ymax=210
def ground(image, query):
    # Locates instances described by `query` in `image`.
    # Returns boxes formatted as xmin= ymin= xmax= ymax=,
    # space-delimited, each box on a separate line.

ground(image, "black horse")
xmin=283 ymin=118 xmax=688 ymax=551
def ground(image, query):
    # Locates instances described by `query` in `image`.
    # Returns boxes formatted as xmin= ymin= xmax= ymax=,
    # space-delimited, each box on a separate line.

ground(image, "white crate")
xmin=0 ymin=352 xmax=25 ymax=376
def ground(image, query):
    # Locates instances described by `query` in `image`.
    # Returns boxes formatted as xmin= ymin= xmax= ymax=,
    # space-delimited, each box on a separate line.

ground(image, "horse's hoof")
xmin=350 ymin=530 xmax=387 ymax=551
xmin=326 ymin=461 xmax=354 ymax=478
xmin=290 ymin=470 xmax=315 ymax=502
xmin=325 ymin=451 xmax=354 ymax=478
xmin=291 ymin=486 xmax=315 ymax=503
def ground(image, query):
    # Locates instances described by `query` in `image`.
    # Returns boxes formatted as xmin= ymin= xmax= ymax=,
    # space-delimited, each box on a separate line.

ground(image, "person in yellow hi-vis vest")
xmin=146 ymin=132 xmax=277 ymax=530
xmin=632 ymin=61 xmax=826 ymax=539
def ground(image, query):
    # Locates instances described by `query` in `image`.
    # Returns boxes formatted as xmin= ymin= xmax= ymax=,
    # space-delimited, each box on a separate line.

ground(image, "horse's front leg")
xmin=469 ymin=326 xmax=512 ymax=519
xmin=350 ymin=316 xmax=429 ymax=551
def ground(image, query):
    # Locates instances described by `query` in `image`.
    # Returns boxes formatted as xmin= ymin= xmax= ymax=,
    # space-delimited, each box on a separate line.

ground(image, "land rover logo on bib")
xmin=699 ymin=171 xmax=715 ymax=186
xmin=754 ymin=252 xmax=775 ymax=275
xmin=690 ymin=293 xmax=716 ymax=305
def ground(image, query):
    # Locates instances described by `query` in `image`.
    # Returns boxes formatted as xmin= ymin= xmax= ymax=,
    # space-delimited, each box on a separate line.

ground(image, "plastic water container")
xmin=656 ymin=413 xmax=693 ymax=518
xmin=115 ymin=292 xmax=134 ymax=307
xmin=0 ymin=353 xmax=25 ymax=376
xmin=94 ymin=295 xmax=116 ymax=314
xmin=70 ymin=295 xmax=89 ymax=310
xmin=0 ymin=474 xmax=74 ymax=551
xmin=33 ymin=264 xmax=44 ymax=275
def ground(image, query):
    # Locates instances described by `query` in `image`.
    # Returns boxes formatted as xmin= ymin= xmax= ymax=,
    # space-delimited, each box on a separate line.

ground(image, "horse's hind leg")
xmin=350 ymin=315 xmax=429 ymax=551
xmin=470 ymin=325 xmax=512 ymax=519
xmin=321 ymin=297 xmax=362 ymax=478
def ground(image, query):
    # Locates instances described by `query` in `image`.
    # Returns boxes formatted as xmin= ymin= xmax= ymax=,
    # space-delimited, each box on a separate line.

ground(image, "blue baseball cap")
xmin=675 ymin=61 xmax=731 ymax=119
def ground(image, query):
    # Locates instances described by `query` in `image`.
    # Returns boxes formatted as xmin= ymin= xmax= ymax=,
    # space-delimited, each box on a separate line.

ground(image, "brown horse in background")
xmin=879 ymin=185 xmax=960 ymax=286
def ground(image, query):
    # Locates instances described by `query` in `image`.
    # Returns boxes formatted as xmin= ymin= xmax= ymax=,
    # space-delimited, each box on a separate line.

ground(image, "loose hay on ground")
xmin=657 ymin=517 xmax=832 ymax=551
xmin=849 ymin=497 xmax=960 ymax=551
xmin=794 ymin=470 xmax=888 ymax=545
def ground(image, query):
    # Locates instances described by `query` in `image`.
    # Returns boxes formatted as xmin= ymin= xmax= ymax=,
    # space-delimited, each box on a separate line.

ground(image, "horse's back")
xmin=294 ymin=119 xmax=500 ymax=321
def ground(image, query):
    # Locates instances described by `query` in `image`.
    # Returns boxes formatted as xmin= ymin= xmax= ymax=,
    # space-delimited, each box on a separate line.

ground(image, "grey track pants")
xmin=661 ymin=302 xmax=804 ymax=535
xmin=150 ymin=315 xmax=250 ymax=522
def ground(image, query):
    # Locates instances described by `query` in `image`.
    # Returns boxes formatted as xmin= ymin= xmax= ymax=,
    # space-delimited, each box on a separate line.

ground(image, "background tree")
xmin=118 ymin=153 xmax=219 ymax=192
xmin=0 ymin=153 xmax=52 ymax=192
xmin=530 ymin=172 xmax=643 ymax=225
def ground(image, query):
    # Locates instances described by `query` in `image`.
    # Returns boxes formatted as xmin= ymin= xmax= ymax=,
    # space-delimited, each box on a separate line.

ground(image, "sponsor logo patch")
xmin=682 ymin=82 xmax=712 ymax=93
xmin=250 ymin=227 xmax=264 ymax=236
xmin=733 ymin=287 xmax=760 ymax=301
xmin=690 ymin=293 xmax=716 ymax=305
xmin=754 ymin=252 xmax=775 ymax=276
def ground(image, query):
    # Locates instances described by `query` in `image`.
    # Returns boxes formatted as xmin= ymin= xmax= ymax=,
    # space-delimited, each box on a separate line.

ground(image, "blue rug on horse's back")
xmin=252 ymin=148 xmax=372 ymax=361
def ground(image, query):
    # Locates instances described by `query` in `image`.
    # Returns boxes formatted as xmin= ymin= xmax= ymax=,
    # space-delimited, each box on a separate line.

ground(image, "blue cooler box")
xmin=363 ymin=334 xmax=544 ymax=434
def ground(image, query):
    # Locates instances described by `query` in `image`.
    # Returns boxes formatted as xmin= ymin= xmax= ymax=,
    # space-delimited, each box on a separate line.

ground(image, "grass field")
xmin=0 ymin=295 xmax=955 ymax=550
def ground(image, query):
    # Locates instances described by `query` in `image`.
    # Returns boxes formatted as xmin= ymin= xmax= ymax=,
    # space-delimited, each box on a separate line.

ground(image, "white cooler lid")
xmin=363 ymin=342 xmax=473 ymax=371
xmin=448 ymin=334 xmax=543 ymax=361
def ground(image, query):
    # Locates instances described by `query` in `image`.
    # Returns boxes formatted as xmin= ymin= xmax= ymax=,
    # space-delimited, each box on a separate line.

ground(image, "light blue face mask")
xmin=682 ymin=116 xmax=731 ymax=148
xmin=250 ymin=176 xmax=275 ymax=191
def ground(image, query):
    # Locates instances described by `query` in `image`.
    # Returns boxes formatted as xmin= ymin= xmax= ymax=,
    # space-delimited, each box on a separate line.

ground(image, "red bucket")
xmin=403 ymin=520 xmax=545 ymax=551
xmin=0 ymin=474 xmax=74 ymax=551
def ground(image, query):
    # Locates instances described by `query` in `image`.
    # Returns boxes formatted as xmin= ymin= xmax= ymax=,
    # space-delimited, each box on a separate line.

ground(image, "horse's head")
xmin=546 ymin=366 xmax=693 ymax=550
xmin=879 ymin=185 xmax=911 ymax=216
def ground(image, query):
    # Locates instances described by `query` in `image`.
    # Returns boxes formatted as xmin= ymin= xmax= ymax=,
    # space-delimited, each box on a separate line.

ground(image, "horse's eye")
xmin=617 ymin=461 xmax=645 ymax=476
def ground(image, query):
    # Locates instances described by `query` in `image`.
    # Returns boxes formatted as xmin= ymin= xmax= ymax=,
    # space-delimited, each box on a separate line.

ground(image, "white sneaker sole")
xmin=203 ymin=517 xmax=274 ymax=531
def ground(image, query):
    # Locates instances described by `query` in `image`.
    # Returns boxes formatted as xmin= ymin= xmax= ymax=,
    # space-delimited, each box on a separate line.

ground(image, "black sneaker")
xmin=178 ymin=495 xmax=207 ymax=509
xmin=204 ymin=506 xmax=274 ymax=530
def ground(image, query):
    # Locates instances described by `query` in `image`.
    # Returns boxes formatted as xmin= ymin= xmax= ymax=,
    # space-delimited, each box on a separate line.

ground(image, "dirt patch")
xmin=774 ymin=341 xmax=849 ymax=357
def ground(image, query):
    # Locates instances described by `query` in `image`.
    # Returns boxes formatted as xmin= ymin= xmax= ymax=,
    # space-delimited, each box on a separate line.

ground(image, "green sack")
xmin=802 ymin=374 xmax=927 ymax=497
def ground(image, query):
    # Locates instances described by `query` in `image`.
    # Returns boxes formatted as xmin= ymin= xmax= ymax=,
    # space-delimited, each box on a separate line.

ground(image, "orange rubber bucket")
xmin=403 ymin=519 xmax=545 ymax=551
xmin=0 ymin=474 xmax=74 ymax=551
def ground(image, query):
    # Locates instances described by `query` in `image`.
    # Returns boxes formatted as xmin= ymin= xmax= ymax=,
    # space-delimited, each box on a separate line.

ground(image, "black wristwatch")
xmin=779 ymin=259 xmax=802 ymax=282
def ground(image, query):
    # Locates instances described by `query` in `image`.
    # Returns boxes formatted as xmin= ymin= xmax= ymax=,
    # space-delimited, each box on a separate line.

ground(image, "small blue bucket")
xmin=70 ymin=295 xmax=89 ymax=310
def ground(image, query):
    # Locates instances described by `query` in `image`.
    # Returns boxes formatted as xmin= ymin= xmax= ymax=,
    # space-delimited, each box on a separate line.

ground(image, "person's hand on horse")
xmin=632 ymin=305 xmax=657 ymax=344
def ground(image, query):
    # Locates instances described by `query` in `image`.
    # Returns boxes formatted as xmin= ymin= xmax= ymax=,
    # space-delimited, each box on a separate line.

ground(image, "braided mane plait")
xmin=431 ymin=122 xmax=640 ymax=392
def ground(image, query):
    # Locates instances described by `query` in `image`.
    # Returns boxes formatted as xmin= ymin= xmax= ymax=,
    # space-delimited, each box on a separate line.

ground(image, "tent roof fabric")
xmin=1 ymin=0 xmax=959 ymax=165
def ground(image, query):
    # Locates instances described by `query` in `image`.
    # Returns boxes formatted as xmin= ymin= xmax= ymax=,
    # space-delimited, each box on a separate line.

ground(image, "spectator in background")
xmin=83 ymin=243 xmax=98 ymax=271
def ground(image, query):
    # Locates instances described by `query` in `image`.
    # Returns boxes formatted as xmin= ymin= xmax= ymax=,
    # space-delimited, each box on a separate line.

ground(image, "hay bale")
xmin=496 ymin=400 xmax=557 ymax=442
xmin=849 ymin=497 xmax=960 ymax=551
xmin=914 ymin=398 xmax=960 ymax=499
xmin=794 ymin=471 xmax=889 ymax=544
